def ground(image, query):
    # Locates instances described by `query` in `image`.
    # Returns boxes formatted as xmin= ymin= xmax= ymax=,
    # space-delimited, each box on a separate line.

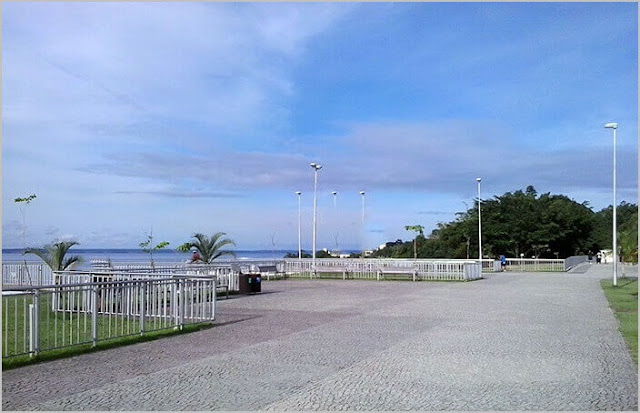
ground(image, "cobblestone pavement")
xmin=3 ymin=264 xmax=637 ymax=411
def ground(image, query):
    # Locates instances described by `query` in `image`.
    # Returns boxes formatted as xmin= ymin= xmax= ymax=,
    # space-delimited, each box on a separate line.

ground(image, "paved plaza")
xmin=2 ymin=264 xmax=638 ymax=411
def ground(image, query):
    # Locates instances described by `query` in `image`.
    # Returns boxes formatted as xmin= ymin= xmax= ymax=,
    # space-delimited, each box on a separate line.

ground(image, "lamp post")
xmin=295 ymin=191 xmax=302 ymax=260
xmin=310 ymin=163 xmax=322 ymax=271
xmin=476 ymin=178 xmax=482 ymax=261
xmin=604 ymin=122 xmax=618 ymax=286
xmin=359 ymin=191 xmax=366 ymax=257
xmin=331 ymin=191 xmax=338 ymax=255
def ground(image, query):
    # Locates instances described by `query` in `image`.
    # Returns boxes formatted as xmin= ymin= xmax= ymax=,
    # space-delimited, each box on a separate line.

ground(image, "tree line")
xmin=373 ymin=186 xmax=638 ymax=262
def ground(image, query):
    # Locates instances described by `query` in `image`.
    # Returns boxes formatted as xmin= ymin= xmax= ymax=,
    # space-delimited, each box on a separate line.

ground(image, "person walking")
xmin=500 ymin=254 xmax=507 ymax=272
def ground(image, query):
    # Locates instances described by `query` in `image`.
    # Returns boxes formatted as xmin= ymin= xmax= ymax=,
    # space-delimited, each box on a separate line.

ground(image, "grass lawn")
xmin=600 ymin=278 xmax=638 ymax=364
xmin=2 ymin=292 xmax=214 ymax=370
xmin=2 ymin=323 xmax=212 ymax=370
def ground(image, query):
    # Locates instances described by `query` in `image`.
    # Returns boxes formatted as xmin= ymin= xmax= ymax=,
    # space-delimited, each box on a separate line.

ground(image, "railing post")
xmin=178 ymin=279 xmax=184 ymax=330
xmin=211 ymin=277 xmax=216 ymax=321
xmin=91 ymin=286 xmax=98 ymax=346
xmin=29 ymin=291 xmax=40 ymax=357
xmin=139 ymin=282 xmax=146 ymax=335
xmin=173 ymin=278 xmax=180 ymax=329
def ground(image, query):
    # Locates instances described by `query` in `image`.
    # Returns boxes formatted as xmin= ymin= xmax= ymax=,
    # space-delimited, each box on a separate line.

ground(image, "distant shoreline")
xmin=2 ymin=248 xmax=298 ymax=253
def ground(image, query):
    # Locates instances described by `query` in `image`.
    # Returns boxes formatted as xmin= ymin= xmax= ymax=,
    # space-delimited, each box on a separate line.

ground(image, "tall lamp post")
xmin=604 ymin=122 xmax=618 ymax=286
xmin=310 ymin=163 xmax=322 ymax=271
xmin=476 ymin=178 xmax=482 ymax=261
xmin=295 ymin=191 xmax=302 ymax=260
xmin=359 ymin=191 xmax=366 ymax=257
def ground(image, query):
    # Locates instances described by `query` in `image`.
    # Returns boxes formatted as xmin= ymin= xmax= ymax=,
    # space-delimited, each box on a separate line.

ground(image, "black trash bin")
xmin=250 ymin=275 xmax=261 ymax=294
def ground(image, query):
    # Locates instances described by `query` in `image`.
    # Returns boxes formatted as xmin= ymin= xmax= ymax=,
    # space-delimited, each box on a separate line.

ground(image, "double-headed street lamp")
xmin=310 ymin=163 xmax=322 ymax=269
xmin=295 ymin=191 xmax=302 ymax=260
xmin=604 ymin=122 xmax=618 ymax=286
xmin=476 ymin=178 xmax=482 ymax=261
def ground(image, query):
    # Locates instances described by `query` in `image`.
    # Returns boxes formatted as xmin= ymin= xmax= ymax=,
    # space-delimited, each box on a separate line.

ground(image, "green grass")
xmin=2 ymin=323 xmax=212 ymax=370
xmin=2 ymin=292 xmax=214 ymax=369
xmin=600 ymin=278 xmax=638 ymax=364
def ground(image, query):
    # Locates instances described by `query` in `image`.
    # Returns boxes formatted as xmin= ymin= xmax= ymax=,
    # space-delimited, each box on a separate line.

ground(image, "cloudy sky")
xmin=2 ymin=2 xmax=638 ymax=251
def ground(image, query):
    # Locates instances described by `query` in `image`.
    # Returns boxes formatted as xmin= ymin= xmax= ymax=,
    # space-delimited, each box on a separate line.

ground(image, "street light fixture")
xmin=310 ymin=163 xmax=322 ymax=271
xmin=359 ymin=191 xmax=366 ymax=224
xmin=331 ymin=191 xmax=337 ymax=208
xmin=604 ymin=122 xmax=618 ymax=286
xmin=295 ymin=191 xmax=302 ymax=260
xmin=476 ymin=178 xmax=482 ymax=261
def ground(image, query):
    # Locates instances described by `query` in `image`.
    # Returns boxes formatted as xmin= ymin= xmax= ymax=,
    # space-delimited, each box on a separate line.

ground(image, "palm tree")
xmin=24 ymin=241 xmax=82 ymax=271
xmin=405 ymin=225 xmax=424 ymax=259
xmin=177 ymin=232 xmax=236 ymax=264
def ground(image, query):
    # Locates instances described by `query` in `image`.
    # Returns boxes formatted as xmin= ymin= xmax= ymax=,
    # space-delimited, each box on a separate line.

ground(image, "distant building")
xmin=378 ymin=240 xmax=403 ymax=250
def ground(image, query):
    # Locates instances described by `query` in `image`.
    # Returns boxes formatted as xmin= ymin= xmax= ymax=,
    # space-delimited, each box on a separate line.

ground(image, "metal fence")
xmin=282 ymin=258 xmax=483 ymax=281
xmin=2 ymin=273 xmax=217 ymax=359
xmin=504 ymin=258 xmax=565 ymax=272
xmin=2 ymin=262 xmax=54 ymax=286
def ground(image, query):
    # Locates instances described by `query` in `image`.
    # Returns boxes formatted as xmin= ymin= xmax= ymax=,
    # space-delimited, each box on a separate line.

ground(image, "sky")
xmin=2 ymin=2 xmax=638 ymax=252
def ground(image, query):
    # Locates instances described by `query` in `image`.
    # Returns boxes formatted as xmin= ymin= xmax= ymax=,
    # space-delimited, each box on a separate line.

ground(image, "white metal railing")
xmin=503 ymin=258 xmax=564 ymax=272
xmin=2 ymin=273 xmax=217 ymax=359
xmin=283 ymin=258 xmax=483 ymax=281
xmin=87 ymin=260 xmax=285 ymax=290
xmin=2 ymin=262 xmax=54 ymax=286
xmin=86 ymin=269 xmax=239 ymax=293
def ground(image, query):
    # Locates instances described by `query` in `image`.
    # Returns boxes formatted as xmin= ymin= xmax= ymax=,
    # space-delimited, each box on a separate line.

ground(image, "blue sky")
xmin=2 ymin=2 xmax=638 ymax=251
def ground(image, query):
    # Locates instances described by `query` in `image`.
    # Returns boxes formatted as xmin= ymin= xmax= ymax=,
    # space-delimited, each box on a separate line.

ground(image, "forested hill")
xmin=374 ymin=186 xmax=638 ymax=261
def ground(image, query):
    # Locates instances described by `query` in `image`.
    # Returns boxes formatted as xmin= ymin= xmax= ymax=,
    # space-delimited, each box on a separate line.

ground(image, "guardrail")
xmin=83 ymin=267 xmax=241 ymax=293
xmin=2 ymin=273 xmax=217 ymax=359
xmin=3 ymin=257 xmax=572 ymax=289
xmin=503 ymin=258 xmax=564 ymax=272
xmin=283 ymin=258 xmax=483 ymax=281
xmin=2 ymin=262 xmax=54 ymax=286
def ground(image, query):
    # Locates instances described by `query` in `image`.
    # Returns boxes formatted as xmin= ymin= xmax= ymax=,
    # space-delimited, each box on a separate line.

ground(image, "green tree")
xmin=24 ymin=241 xmax=82 ymax=272
xmin=618 ymin=210 xmax=638 ymax=263
xmin=139 ymin=230 xmax=169 ymax=270
xmin=589 ymin=202 xmax=638 ymax=253
xmin=284 ymin=251 xmax=312 ymax=258
xmin=14 ymin=194 xmax=38 ymax=283
xmin=405 ymin=225 xmax=424 ymax=259
xmin=177 ymin=232 xmax=236 ymax=263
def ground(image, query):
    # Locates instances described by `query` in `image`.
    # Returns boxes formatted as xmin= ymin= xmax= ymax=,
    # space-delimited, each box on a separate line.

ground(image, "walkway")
xmin=2 ymin=265 xmax=637 ymax=410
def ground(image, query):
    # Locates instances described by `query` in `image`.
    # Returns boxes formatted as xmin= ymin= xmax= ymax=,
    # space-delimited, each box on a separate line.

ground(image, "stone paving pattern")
xmin=2 ymin=263 xmax=638 ymax=410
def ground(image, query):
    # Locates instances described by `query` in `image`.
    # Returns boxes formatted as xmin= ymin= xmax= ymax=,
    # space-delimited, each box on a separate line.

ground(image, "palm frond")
xmin=24 ymin=247 xmax=53 ymax=269
xmin=25 ymin=241 xmax=80 ymax=271
xmin=62 ymin=255 xmax=82 ymax=270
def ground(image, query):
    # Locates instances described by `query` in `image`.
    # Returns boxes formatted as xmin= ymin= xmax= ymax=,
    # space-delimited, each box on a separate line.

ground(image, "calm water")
xmin=2 ymin=248 xmax=299 ymax=269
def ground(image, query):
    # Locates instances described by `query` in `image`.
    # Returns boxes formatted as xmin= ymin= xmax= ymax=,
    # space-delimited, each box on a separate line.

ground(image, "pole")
xmin=360 ymin=191 xmax=365 ymax=259
xmin=312 ymin=169 xmax=317 ymax=267
xmin=477 ymin=178 xmax=482 ymax=261
xmin=310 ymin=164 xmax=321 ymax=270
xmin=613 ymin=126 xmax=618 ymax=286
xmin=605 ymin=123 xmax=618 ymax=286
xmin=296 ymin=192 xmax=302 ymax=260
